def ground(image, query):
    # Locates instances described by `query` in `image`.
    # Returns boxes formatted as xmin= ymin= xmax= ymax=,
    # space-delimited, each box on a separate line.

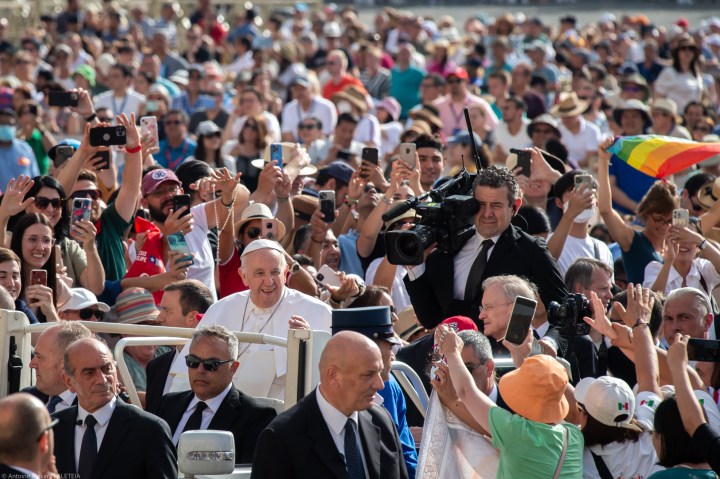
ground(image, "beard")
xmin=148 ymin=202 xmax=169 ymax=223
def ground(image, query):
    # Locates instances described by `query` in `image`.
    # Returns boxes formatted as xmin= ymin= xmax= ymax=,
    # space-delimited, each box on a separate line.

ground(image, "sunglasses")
xmin=364 ymin=184 xmax=377 ymax=193
xmin=244 ymin=123 xmax=258 ymax=131
xmin=164 ymin=120 xmax=182 ymax=126
xmin=37 ymin=418 xmax=59 ymax=442
xmin=97 ymin=116 xmax=113 ymax=123
xmin=623 ymin=85 xmax=642 ymax=92
xmin=205 ymin=132 xmax=222 ymax=138
xmin=71 ymin=189 xmax=100 ymax=200
xmin=78 ymin=308 xmax=105 ymax=320
xmin=298 ymin=123 xmax=317 ymax=130
xmin=185 ymin=354 xmax=234 ymax=371
xmin=34 ymin=197 xmax=63 ymax=210
xmin=245 ymin=227 xmax=261 ymax=239
xmin=447 ymin=78 xmax=463 ymax=84
xmin=533 ymin=128 xmax=553 ymax=134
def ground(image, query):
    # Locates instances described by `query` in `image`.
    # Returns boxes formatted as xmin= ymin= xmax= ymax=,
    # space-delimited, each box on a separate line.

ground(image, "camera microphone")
xmin=382 ymin=200 xmax=414 ymax=222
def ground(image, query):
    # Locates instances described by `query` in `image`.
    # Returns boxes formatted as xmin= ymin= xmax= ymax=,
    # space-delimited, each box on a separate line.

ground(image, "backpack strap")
xmin=590 ymin=450 xmax=615 ymax=479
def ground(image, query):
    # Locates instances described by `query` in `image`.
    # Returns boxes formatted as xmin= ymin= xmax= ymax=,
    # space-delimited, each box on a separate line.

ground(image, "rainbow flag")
xmin=607 ymin=135 xmax=720 ymax=179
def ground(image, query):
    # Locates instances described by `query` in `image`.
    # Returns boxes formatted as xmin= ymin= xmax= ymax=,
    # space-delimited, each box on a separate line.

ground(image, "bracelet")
xmin=345 ymin=197 xmax=359 ymax=206
xmin=125 ymin=144 xmax=142 ymax=154
xmin=632 ymin=318 xmax=649 ymax=329
xmin=276 ymin=196 xmax=289 ymax=203
xmin=85 ymin=112 xmax=97 ymax=122
xmin=343 ymin=198 xmax=356 ymax=208
xmin=699 ymin=239 xmax=707 ymax=250
xmin=220 ymin=196 xmax=235 ymax=208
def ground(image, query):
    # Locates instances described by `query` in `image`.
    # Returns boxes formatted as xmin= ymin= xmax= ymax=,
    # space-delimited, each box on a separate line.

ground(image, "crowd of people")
xmin=0 ymin=1 xmax=720 ymax=478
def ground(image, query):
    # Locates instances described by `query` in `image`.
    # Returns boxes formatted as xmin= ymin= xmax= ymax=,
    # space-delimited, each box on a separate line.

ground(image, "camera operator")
xmin=404 ymin=165 xmax=567 ymax=329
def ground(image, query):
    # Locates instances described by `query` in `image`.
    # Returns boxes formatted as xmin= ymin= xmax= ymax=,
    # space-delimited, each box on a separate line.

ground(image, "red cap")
xmin=446 ymin=67 xmax=469 ymax=81
xmin=141 ymin=169 xmax=182 ymax=197
xmin=676 ymin=17 xmax=689 ymax=28
xmin=439 ymin=315 xmax=478 ymax=332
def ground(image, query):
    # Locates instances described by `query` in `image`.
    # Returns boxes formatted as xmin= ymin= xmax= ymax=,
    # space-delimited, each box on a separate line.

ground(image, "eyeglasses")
xmin=695 ymin=126 xmax=712 ymax=133
xmin=364 ymin=184 xmax=377 ymax=193
xmin=465 ymin=362 xmax=483 ymax=372
xmin=207 ymin=91 xmax=224 ymax=97
xmin=447 ymin=78 xmax=463 ymax=84
xmin=650 ymin=214 xmax=672 ymax=225
xmin=679 ymin=46 xmax=696 ymax=52
xmin=149 ymin=185 xmax=180 ymax=198
xmin=97 ymin=116 xmax=113 ymax=123
xmin=478 ymin=301 xmax=513 ymax=314
xmin=164 ymin=120 xmax=182 ymax=126
xmin=26 ymin=235 xmax=54 ymax=247
xmin=71 ymin=189 xmax=101 ymax=200
xmin=34 ymin=197 xmax=63 ymax=210
xmin=185 ymin=354 xmax=234 ymax=372
xmin=37 ymin=418 xmax=59 ymax=442
xmin=389 ymin=305 xmax=396 ymax=314
xmin=76 ymin=308 xmax=105 ymax=320
xmin=245 ymin=227 xmax=261 ymax=239
xmin=298 ymin=123 xmax=317 ymax=130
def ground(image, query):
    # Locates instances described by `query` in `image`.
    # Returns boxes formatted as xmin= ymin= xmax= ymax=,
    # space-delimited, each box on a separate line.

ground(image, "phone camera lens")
xmin=317 ymin=274 xmax=324 ymax=281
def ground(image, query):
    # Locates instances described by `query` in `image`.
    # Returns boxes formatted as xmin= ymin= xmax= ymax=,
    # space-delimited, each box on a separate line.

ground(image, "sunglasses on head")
xmin=71 ymin=189 xmax=100 ymax=200
xmin=245 ymin=227 xmax=261 ymax=239
xmin=185 ymin=354 xmax=233 ymax=371
xmin=78 ymin=308 xmax=105 ymax=320
xmin=34 ymin=197 xmax=63 ymax=210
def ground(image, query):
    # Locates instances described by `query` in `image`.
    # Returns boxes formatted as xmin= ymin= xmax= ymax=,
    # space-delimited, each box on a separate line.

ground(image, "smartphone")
xmin=319 ymin=190 xmax=335 ymax=223
xmin=510 ymin=148 xmax=531 ymax=177
xmin=172 ymin=194 xmax=192 ymax=218
xmin=673 ymin=208 xmax=689 ymax=228
xmin=89 ymin=125 xmax=127 ymax=147
xmin=362 ymin=147 xmax=379 ymax=165
xmin=336 ymin=149 xmax=353 ymax=161
xmin=316 ymin=264 xmax=342 ymax=288
xmin=166 ymin=232 xmax=194 ymax=265
xmin=54 ymin=145 xmax=75 ymax=168
xmin=687 ymin=339 xmax=720 ymax=362
xmin=270 ymin=143 xmax=283 ymax=168
xmin=30 ymin=269 xmax=47 ymax=286
xmin=48 ymin=90 xmax=79 ymax=107
xmin=140 ymin=116 xmax=159 ymax=147
xmin=72 ymin=198 xmax=92 ymax=225
xmin=574 ymin=174 xmax=594 ymax=191
xmin=502 ymin=296 xmax=537 ymax=345
xmin=398 ymin=143 xmax=416 ymax=169
xmin=93 ymin=150 xmax=110 ymax=170
xmin=261 ymin=219 xmax=279 ymax=241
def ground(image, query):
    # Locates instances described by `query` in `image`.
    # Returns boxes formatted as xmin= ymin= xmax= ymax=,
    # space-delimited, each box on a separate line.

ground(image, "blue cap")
xmin=321 ymin=161 xmax=354 ymax=185
xmin=294 ymin=2 xmax=308 ymax=12
xmin=332 ymin=306 xmax=401 ymax=345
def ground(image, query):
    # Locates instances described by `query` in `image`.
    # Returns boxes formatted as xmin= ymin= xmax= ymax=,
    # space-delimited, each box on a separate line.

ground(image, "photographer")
xmin=404 ymin=165 xmax=567 ymax=329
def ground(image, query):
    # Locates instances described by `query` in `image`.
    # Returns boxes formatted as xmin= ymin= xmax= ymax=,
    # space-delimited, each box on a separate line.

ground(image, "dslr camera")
xmin=548 ymin=293 xmax=592 ymax=336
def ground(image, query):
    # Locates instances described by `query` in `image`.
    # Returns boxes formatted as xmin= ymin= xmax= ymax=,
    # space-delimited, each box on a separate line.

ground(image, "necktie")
xmin=464 ymin=239 xmax=495 ymax=301
xmin=47 ymin=395 xmax=63 ymax=414
xmin=344 ymin=419 xmax=365 ymax=479
xmin=78 ymin=415 xmax=97 ymax=479
xmin=182 ymin=401 xmax=208 ymax=433
xmin=533 ymin=329 xmax=541 ymax=340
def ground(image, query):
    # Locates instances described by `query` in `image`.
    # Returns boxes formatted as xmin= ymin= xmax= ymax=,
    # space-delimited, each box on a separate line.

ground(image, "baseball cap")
xmin=59 ymin=288 xmax=110 ymax=313
xmin=446 ymin=67 xmax=469 ymax=81
xmin=439 ymin=315 xmax=478 ymax=332
xmin=141 ymin=169 xmax=182 ymax=197
xmin=574 ymin=376 xmax=642 ymax=431
xmin=320 ymin=161 xmax=354 ymax=184
xmin=196 ymin=120 xmax=221 ymax=137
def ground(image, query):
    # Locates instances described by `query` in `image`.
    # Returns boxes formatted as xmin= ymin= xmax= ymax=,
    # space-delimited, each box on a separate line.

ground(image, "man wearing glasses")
xmin=156 ymin=109 xmax=196 ymax=170
xmin=157 ymin=325 xmax=277 ymax=462
xmin=435 ymin=67 xmax=498 ymax=139
xmin=0 ymin=393 xmax=59 ymax=478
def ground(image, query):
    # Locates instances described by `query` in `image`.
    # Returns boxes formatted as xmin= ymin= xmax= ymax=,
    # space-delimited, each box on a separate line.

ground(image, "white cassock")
xmin=168 ymin=287 xmax=332 ymax=399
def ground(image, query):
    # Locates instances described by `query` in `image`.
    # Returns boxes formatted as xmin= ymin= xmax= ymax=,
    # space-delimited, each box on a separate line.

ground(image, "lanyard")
xmin=165 ymin=140 xmax=190 ymax=170
xmin=448 ymin=101 xmax=467 ymax=132
xmin=111 ymin=94 xmax=129 ymax=116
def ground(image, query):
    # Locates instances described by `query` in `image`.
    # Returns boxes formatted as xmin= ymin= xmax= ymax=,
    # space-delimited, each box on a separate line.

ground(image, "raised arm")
xmin=667 ymin=334 xmax=707 ymax=436
xmin=546 ymin=184 xmax=594 ymax=259
xmin=597 ymin=137 xmax=635 ymax=251
xmin=114 ymin=114 xmax=143 ymax=222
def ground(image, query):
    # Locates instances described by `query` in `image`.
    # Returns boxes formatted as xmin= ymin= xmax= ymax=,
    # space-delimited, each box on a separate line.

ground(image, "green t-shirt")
xmin=649 ymin=469 xmax=718 ymax=479
xmin=25 ymin=129 xmax=49 ymax=175
xmin=98 ymin=202 xmax=132 ymax=281
xmin=489 ymin=406 xmax=584 ymax=479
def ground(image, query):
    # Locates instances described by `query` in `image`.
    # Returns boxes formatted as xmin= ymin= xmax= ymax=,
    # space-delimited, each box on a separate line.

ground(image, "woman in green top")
xmin=435 ymin=325 xmax=584 ymax=478
xmin=17 ymin=100 xmax=56 ymax=175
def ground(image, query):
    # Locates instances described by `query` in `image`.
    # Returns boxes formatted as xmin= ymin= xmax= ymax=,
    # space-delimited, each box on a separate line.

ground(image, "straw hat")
xmin=332 ymin=85 xmax=368 ymax=114
xmin=551 ymin=92 xmax=588 ymax=118
xmin=235 ymin=202 xmax=286 ymax=240
xmin=408 ymin=104 xmax=443 ymax=132
xmin=613 ymin=99 xmax=651 ymax=127
xmin=395 ymin=306 xmax=425 ymax=342
xmin=672 ymin=33 xmax=700 ymax=54
xmin=650 ymin=98 xmax=682 ymax=124
xmin=697 ymin=177 xmax=720 ymax=210
xmin=498 ymin=355 xmax=569 ymax=423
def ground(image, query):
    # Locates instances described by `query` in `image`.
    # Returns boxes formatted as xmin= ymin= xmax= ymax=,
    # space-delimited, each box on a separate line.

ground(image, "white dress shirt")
xmin=172 ymin=383 xmax=232 ymax=445
xmin=316 ymin=386 xmax=369 ymax=477
xmin=51 ymin=389 xmax=77 ymax=413
xmin=74 ymin=396 xmax=117 ymax=470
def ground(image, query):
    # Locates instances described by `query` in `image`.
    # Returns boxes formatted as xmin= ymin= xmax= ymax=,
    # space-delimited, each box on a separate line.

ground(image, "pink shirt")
xmin=435 ymin=93 xmax=499 ymax=138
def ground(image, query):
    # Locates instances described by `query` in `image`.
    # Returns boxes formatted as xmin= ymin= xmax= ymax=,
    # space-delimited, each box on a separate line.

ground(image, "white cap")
xmin=59 ymin=288 xmax=110 ymax=312
xmin=240 ymin=238 xmax=285 ymax=258
xmin=574 ymin=376 xmax=641 ymax=431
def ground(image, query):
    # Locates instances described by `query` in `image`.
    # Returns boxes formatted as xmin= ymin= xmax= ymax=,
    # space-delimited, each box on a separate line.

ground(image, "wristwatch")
xmin=699 ymin=239 xmax=708 ymax=250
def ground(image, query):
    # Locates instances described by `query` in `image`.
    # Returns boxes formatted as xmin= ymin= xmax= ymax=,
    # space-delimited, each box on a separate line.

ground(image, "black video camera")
xmin=548 ymin=293 xmax=592 ymax=336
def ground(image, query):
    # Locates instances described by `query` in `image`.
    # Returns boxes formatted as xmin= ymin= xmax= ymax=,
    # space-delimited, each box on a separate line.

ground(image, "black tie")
xmin=47 ymin=395 xmax=62 ymax=414
xmin=533 ymin=329 xmax=541 ymax=340
xmin=464 ymin=239 xmax=495 ymax=300
xmin=78 ymin=415 xmax=97 ymax=479
xmin=344 ymin=419 xmax=365 ymax=479
xmin=182 ymin=401 xmax=208 ymax=433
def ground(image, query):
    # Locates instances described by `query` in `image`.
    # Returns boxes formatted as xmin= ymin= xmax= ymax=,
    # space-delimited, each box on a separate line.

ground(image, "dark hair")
xmin=291 ymin=253 xmax=314 ymax=267
xmin=111 ymin=63 xmax=134 ymax=78
xmin=193 ymin=131 xmax=223 ymax=168
xmin=514 ymin=205 xmax=550 ymax=235
xmin=413 ymin=133 xmax=443 ymax=152
xmin=11 ymin=213 xmax=57 ymax=306
xmin=337 ymin=112 xmax=359 ymax=127
xmin=298 ymin=116 xmax=322 ymax=130
xmin=165 ymin=108 xmax=189 ymax=125
xmin=175 ymin=160 xmax=213 ymax=197
xmin=671 ymin=44 xmax=700 ymax=76
xmin=423 ymin=72 xmax=445 ymax=88
xmin=7 ymin=176 xmax=70 ymax=242
xmin=164 ymin=279 xmax=214 ymax=315
xmin=654 ymin=394 xmax=707 ymax=467
xmin=684 ymin=172 xmax=715 ymax=200
xmin=554 ymin=170 xmax=598 ymax=199
xmin=293 ymin=224 xmax=312 ymax=254
xmin=0 ymin=108 xmax=17 ymax=121
xmin=473 ymin=165 xmax=521 ymax=204
xmin=240 ymin=115 xmax=268 ymax=152
xmin=76 ymin=169 xmax=98 ymax=184
xmin=349 ymin=285 xmax=391 ymax=308
xmin=610 ymin=290 xmax=663 ymax=338
xmin=565 ymin=258 xmax=614 ymax=291
xmin=240 ymin=86 xmax=263 ymax=103
xmin=580 ymin=411 xmax=641 ymax=447
xmin=506 ymin=95 xmax=527 ymax=111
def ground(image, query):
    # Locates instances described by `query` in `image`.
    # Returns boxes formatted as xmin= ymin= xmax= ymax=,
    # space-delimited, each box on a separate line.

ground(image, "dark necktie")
xmin=464 ymin=239 xmax=495 ymax=301
xmin=182 ymin=401 xmax=208 ymax=433
xmin=533 ymin=329 xmax=541 ymax=340
xmin=344 ymin=419 xmax=365 ymax=479
xmin=47 ymin=395 xmax=63 ymax=414
xmin=78 ymin=415 xmax=97 ymax=479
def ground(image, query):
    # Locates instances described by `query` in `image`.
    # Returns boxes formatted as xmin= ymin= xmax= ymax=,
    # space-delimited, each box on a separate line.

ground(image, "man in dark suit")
xmin=53 ymin=337 xmax=177 ymax=479
xmin=156 ymin=324 xmax=277 ymax=463
xmin=404 ymin=164 xmax=568 ymax=330
xmin=22 ymin=322 xmax=91 ymax=413
xmin=251 ymin=331 xmax=408 ymax=479
xmin=146 ymin=279 xmax=214 ymax=414
xmin=0 ymin=393 xmax=58 ymax=478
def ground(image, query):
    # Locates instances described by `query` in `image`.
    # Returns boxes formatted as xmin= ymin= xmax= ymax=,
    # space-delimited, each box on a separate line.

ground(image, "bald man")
xmin=52 ymin=338 xmax=177 ymax=479
xmin=251 ymin=331 xmax=408 ymax=479
xmin=0 ymin=393 xmax=57 ymax=478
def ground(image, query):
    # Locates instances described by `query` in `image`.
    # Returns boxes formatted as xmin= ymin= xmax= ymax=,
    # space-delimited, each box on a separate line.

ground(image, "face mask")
xmin=336 ymin=101 xmax=351 ymax=114
xmin=0 ymin=125 xmax=16 ymax=142
xmin=145 ymin=100 xmax=159 ymax=113
xmin=563 ymin=201 xmax=595 ymax=223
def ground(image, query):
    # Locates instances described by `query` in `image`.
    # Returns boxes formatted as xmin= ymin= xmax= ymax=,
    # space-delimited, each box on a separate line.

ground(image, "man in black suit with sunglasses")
xmin=157 ymin=324 xmax=277 ymax=464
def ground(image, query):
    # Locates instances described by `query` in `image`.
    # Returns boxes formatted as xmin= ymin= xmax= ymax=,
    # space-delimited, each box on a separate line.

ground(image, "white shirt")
xmin=93 ymin=90 xmax=145 ymax=118
xmin=52 ymin=389 xmax=77 ymax=413
xmin=365 ymin=256 xmax=411 ymax=312
xmin=558 ymin=118 xmax=601 ymax=167
xmin=230 ymin=112 xmax=281 ymax=143
xmin=226 ymin=51 xmax=255 ymax=76
xmin=316 ymin=385 xmax=369 ymax=477
xmin=354 ymin=113 xmax=381 ymax=147
xmin=654 ymin=67 xmax=704 ymax=112
xmin=74 ymin=396 xmax=117 ymax=470
xmin=547 ymin=233 xmax=614 ymax=278
xmin=281 ymin=96 xmax=338 ymax=140
xmin=493 ymin=118 xmax=531 ymax=154
xmin=172 ymin=383 xmax=232 ymax=445
xmin=643 ymin=258 xmax=720 ymax=295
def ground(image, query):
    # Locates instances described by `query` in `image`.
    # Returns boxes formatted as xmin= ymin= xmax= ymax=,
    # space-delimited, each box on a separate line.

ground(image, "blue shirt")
xmin=156 ymin=138 xmax=196 ymax=170
xmin=390 ymin=66 xmax=425 ymax=119
xmin=172 ymin=92 xmax=216 ymax=117
xmin=378 ymin=376 xmax=417 ymax=479
xmin=338 ymin=229 xmax=364 ymax=277
xmin=607 ymin=156 xmax=657 ymax=215
xmin=0 ymin=139 xmax=39 ymax=189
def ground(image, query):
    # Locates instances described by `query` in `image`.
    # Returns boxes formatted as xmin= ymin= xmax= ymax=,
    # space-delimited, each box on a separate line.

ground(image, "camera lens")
xmin=317 ymin=274 xmax=324 ymax=281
